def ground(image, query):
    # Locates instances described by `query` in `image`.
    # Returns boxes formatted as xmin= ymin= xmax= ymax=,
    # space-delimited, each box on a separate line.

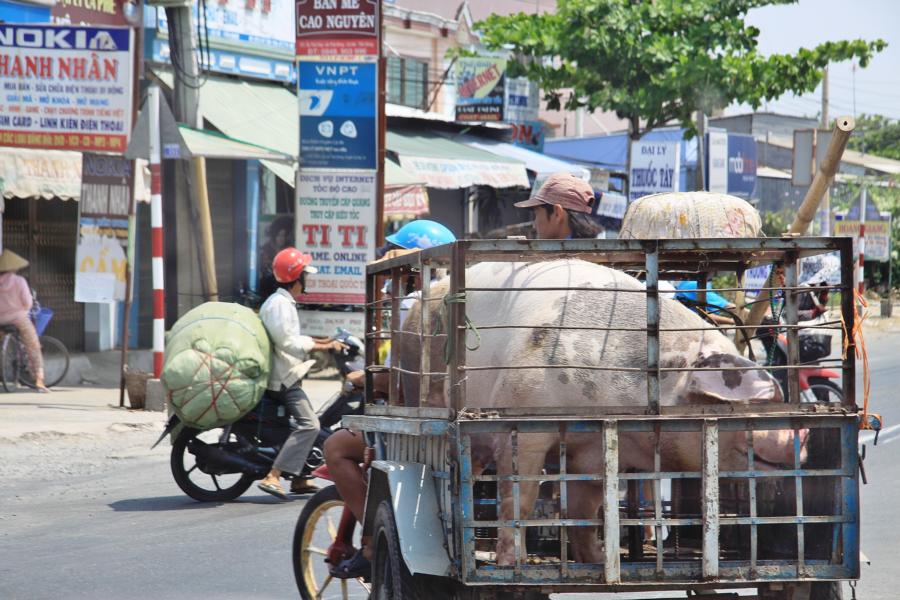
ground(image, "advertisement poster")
xmin=299 ymin=60 xmax=377 ymax=169
xmin=297 ymin=309 xmax=364 ymax=339
xmin=707 ymin=130 xmax=728 ymax=193
xmin=158 ymin=0 xmax=293 ymax=53
xmin=74 ymin=153 xmax=133 ymax=303
xmin=53 ymin=0 xmax=142 ymax=27
xmin=0 ymin=24 xmax=134 ymax=153
xmin=597 ymin=192 xmax=628 ymax=219
xmin=726 ymin=134 xmax=757 ymax=198
xmin=295 ymin=170 xmax=376 ymax=304
xmin=455 ymin=57 xmax=506 ymax=122
xmin=295 ymin=0 xmax=379 ymax=57
xmin=629 ymin=141 xmax=680 ymax=201
xmin=834 ymin=217 xmax=892 ymax=262
xmin=504 ymin=76 xmax=539 ymax=123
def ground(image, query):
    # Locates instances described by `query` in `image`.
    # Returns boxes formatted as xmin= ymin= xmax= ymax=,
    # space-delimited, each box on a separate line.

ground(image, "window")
xmin=386 ymin=57 xmax=428 ymax=110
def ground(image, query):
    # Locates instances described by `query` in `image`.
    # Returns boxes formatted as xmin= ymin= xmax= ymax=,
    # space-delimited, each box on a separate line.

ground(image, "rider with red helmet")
xmin=256 ymin=248 xmax=345 ymax=500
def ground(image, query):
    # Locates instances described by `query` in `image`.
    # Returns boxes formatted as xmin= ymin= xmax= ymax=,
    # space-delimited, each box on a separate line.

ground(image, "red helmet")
xmin=272 ymin=247 xmax=317 ymax=283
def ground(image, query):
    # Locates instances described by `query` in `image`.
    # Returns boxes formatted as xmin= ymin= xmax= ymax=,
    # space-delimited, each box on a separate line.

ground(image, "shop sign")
xmin=706 ymin=130 xmax=728 ymax=193
xmin=295 ymin=169 xmax=376 ymax=304
xmin=589 ymin=168 xmax=610 ymax=193
xmin=726 ymin=134 xmax=757 ymax=198
xmin=629 ymin=140 xmax=680 ymax=201
xmin=158 ymin=1 xmax=294 ymax=54
xmin=0 ymin=24 xmax=134 ymax=153
xmin=834 ymin=216 xmax=891 ymax=262
xmin=297 ymin=309 xmax=364 ymax=338
xmin=504 ymin=76 xmax=539 ymax=123
xmin=455 ymin=57 xmax=506 ymax=122
xmin=295 ymin=0 xmax=379 ymax=58
xmin=74 ymin=153 xmax=133 ymax=303
xmin=299 ymin=60 xmax=377 ymax=169
xmin=53 ymin=0 xmax=142 ymax=27
xmin=510 ymin=121 xmax=544 ymax=152
xmin=384 ymin=185 xmax=428 ymax=218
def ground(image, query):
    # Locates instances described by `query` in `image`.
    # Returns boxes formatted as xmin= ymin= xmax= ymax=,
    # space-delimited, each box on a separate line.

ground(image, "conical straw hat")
xmin=0 ymin=249 xmax=29 ymax=272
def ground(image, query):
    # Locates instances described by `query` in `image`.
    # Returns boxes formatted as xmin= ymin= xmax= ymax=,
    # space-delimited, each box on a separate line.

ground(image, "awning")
xmin=177 ymin=126 xmax=293 ymax=162
xmin=387 ymin=130 xmax=529 ymax=189
xmin=1 ymin=147 xmax=81 ymax=200
xmin=385 ymin=159 xmax=428 ymax=219
xmin=155 ymin=72 xmax=298 ymax=185
xmin=460 ymin=136 xmax=590 ymax=180
xmin=1 ymin=146 xmax=151 ymax=203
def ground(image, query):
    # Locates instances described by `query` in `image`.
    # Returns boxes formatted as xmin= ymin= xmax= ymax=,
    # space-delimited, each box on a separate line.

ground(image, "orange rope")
xmin=841 ymin=291 xmax=873 ymax=429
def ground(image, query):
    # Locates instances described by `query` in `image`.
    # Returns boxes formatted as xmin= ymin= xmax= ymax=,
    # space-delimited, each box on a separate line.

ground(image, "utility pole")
xmin=858 ymin=185 xmax=867 ymax=296
xmin=165 ymin=3 xmax=218 ymax=302
xmin=695 ymin=109 xmax=706 ymax=191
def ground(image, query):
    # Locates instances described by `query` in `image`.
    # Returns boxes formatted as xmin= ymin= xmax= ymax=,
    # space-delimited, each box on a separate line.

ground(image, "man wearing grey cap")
xmin=514 ymin=172 xmax=602 ymax=239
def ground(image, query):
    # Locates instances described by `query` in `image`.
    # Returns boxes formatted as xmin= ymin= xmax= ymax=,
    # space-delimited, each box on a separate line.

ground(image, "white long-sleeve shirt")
xmin=259 ymin=288 xmax=315 ymax=391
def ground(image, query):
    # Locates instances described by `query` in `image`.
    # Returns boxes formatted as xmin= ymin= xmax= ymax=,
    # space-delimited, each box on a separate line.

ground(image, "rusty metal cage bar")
xmin=419 ymin=260 xmax=431 ymax=409
xmin=645 ymin=242 xmax=661 ymax=414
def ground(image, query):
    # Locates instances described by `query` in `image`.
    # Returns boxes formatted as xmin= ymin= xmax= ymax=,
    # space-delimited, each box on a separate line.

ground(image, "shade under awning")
xmin=387 ymin=130 xmax=529 ymax=190
xmin=460 ymin=136 xmax=590 ymax=180
xmin=177 ymin=126 xmax=293 ymax=162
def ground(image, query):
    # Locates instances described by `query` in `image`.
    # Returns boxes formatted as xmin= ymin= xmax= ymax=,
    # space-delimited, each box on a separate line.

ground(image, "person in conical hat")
xmin=0 ymin=250 xmax=48 ymax=392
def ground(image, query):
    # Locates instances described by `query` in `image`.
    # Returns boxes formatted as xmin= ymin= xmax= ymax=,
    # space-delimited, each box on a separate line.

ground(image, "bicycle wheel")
xmin=1 ymin=333 xmax=21 ymax=392
xmin=39 ymin=335 xmax=69 ymax=388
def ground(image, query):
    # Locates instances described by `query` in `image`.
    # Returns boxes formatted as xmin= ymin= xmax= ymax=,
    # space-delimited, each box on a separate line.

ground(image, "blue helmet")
xmin=385 ymin=220 xmax=456 ymax=250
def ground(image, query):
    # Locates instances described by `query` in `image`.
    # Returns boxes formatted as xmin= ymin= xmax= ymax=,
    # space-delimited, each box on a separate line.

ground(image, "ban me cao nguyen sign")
xmin=0 ymin=25 xmax=134 ymax=153
xmin=629 ymin=141 xmax=681 ymax=201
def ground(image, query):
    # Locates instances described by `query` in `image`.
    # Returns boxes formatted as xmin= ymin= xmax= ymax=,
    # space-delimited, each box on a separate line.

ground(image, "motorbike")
xmin=163 ymin=328 xmax=366 ymax=502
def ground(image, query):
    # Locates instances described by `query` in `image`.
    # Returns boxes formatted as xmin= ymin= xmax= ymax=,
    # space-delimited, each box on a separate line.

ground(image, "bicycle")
xmin=1 ymin=302 xmax=70 ymax=392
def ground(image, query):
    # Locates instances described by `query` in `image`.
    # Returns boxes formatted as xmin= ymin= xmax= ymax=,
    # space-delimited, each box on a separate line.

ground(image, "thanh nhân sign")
xmin=0 ymin=24 xmax=134 ymax=153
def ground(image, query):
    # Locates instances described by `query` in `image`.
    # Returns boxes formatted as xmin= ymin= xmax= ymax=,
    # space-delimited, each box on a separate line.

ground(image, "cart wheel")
xmin=371 ymin=500 xmax=417 ymax=599
xmin=810 ymin=582 xmax=843 ymax=600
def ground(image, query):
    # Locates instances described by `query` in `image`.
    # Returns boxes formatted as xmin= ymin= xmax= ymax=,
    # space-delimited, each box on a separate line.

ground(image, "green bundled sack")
xmin=161 ymin=302 xmax=271 ymax=430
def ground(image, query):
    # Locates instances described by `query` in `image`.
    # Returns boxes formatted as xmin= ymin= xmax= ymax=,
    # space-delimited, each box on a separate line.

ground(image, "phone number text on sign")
xmin=295 ymin=169 xmax=376 ymax=305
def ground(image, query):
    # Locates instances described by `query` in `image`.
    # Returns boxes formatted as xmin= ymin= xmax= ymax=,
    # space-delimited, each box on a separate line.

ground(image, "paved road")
xmin=1 ymin=331 xmax=897 ymax=600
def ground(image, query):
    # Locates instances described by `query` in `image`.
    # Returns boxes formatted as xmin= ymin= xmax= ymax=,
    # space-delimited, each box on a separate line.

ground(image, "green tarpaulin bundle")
xmin=161 ymin=302 xmax=271 ymax=430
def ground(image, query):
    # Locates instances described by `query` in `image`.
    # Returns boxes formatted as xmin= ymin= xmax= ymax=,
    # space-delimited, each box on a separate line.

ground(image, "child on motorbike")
xmin=256 ymin=248 xmax=347 ymax=500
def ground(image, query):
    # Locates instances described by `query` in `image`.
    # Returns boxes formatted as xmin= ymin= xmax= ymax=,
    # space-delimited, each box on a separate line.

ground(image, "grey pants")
xmin=271 ymin=383 xmax=320 ymax=476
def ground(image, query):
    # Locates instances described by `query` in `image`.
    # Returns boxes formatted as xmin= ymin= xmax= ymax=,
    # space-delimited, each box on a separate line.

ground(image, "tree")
xmin=478 ymin=1 xmax=886 ymax=157
xmin=847 ymin=114 xmax=900 ymax=160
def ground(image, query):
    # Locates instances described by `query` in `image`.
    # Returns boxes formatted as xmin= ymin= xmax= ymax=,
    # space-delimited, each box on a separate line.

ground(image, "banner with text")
xmin=0 ymin=24 xmax=134 ymax=153
xmin=295 ymin=170 xmax=376 ymax=304
xmin=74 ymin=153 xmax=133 ymax=303
xmin=629 ymin=140 xmax=680 ymax=201
xmin=297 ymin=309 xmax=365 ymax=338
xmin=296 ymin=0 xmax=379 ymax=58
xmin=455 ymin=56 xmax=506 ymax=122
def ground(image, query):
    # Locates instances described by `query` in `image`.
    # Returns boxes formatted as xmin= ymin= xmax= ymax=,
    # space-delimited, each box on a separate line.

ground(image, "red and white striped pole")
xmin=858 ymin=185 xmax=867 ymax=296
xmin=149 ymin=85 xmax=165 ymax=377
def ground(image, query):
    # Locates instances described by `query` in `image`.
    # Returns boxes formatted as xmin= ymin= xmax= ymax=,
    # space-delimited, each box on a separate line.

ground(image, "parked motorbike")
xmin=164 ymin=331 xmax=365 ymax=502
xmin=307 ymin=326 xmax=365 ymax=378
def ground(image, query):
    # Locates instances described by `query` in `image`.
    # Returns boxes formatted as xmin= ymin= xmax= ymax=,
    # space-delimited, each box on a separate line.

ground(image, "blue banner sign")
xmin=726 ymin=134 xmax=757 ymax=198
xmin=298 ymin=61 xmax=377 ymax=170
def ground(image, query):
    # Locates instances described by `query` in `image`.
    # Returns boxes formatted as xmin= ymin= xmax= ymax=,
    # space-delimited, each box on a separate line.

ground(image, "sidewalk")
xmin=0 ymin=372 xmax=341 ymax=444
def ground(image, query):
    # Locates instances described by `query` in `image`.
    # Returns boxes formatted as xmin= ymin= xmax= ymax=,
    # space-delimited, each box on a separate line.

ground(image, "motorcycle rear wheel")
xmin=170 ymin=427 xmax=256 ymax=502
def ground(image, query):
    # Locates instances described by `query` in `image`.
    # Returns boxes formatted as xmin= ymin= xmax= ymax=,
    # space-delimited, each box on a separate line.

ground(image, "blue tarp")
xmin=0 ymin=0 xmax=51 ymax=22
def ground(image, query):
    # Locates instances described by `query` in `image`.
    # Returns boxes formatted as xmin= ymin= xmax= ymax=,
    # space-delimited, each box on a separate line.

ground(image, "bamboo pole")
xmin=192 ymin=156 xmax=218 ymax=302
xmin=735 ymin=116 xmax=855 ymax=353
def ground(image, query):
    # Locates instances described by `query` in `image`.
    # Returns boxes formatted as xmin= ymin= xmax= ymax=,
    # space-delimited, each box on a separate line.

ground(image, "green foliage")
xmin=847 ymin=114 xmax=900 ymax=161
xmin=477 ymin=0 xmax=886 ymax=139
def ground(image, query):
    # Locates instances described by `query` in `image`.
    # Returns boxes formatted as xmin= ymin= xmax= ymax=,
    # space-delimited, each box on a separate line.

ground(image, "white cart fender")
xmin=364 ymin=460 xmax=452 ymax=577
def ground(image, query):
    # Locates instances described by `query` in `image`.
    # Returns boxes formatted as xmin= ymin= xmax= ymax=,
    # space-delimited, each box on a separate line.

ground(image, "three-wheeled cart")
xmin=295 ymin=237 xmax=862 ymax=600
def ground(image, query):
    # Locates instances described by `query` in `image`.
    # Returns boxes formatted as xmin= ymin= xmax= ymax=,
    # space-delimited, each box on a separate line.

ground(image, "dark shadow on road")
xmin=109 ymin=495 xmax=294 ymax=511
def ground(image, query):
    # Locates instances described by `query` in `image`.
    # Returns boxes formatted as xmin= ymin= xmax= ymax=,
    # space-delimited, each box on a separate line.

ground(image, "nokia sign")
xmin=0 ymin=25 xmax=128 ymax=51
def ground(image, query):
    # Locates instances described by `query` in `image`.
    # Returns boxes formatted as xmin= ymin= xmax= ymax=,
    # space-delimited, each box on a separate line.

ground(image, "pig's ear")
xmin=684 ymin=352 xmax=783 ymax=405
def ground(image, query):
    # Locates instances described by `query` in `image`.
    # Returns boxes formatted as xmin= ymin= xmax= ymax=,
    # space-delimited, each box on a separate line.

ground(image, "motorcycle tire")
xmin=807 ymin=378 xmax=843 ymax=403
xmin=170 ymin=427 xmax=256 ymax=502
xmin=293 ymin=485 xmax=369 ymax=600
